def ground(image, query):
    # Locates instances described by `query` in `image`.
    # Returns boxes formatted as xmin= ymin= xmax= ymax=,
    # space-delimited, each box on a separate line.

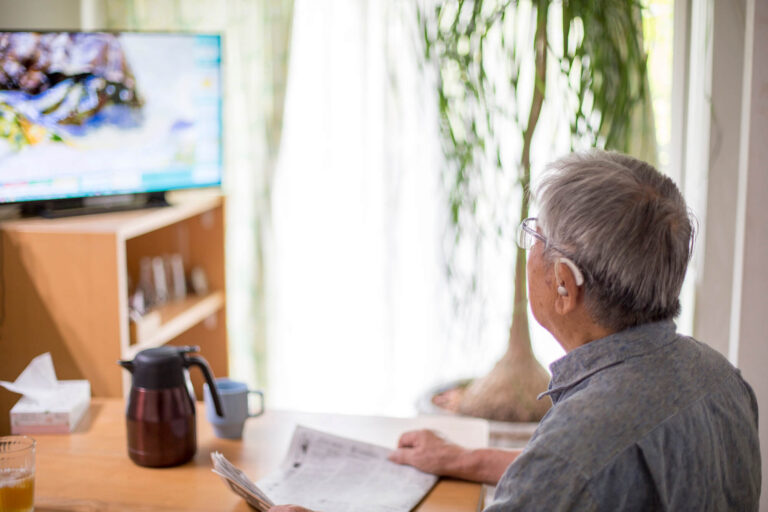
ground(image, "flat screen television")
xmin=0 ymin=31 xmax=222 ymax=216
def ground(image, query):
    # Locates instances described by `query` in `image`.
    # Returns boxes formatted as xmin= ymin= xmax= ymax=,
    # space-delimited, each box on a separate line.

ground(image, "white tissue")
xmin=0 ymin=352 xmax=63 ymax=407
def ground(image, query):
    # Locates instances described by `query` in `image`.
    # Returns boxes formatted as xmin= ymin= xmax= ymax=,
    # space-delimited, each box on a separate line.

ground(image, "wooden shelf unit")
xmin=0 ymin=194 xmax=228 ymax=435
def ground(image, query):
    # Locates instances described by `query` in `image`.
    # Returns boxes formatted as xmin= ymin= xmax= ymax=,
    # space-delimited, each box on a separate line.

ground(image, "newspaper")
xmin=211 ymin=452 xmax=274 ymax=511
xmin=212 ymin=425 xmax=438 ymax=512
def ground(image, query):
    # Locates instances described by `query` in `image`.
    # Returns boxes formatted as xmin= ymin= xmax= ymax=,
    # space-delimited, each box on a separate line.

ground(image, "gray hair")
xmin=535 ymin=150 xmax=695 ymax=331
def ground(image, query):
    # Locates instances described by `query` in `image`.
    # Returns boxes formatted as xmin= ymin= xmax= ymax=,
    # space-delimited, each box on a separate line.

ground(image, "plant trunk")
xmin=458 ymin=0 xmax=552 ymax=422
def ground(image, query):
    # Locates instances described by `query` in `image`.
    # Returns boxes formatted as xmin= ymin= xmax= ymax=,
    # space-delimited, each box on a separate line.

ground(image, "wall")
xmin=731 ymin=0 xmax=768 ymax=509
xmin=684 ymin=0 xmax=768 ymax=509
xmin=0 ymin=0 xmax=82 ymax=29
xmin=692 ymin=0 xmax=745 ymax=357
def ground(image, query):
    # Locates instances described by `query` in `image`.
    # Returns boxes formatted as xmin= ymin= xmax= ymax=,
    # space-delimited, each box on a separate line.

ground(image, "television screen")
xmin=0 ymin=31 xmax=222 ymax=206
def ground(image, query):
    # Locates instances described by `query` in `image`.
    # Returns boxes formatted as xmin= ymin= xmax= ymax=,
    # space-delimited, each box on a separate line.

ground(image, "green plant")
xmin=421 ymin=0 xmax=656 ymax=421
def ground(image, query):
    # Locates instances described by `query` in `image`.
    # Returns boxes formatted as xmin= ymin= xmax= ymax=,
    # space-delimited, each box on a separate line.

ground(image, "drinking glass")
xmin=0 ymin=436 xmax=35 ymax=512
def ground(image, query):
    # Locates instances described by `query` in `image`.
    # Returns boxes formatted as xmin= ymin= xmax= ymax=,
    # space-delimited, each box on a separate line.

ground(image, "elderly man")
xmin=270 ymin=151 xmax=760 ymax=511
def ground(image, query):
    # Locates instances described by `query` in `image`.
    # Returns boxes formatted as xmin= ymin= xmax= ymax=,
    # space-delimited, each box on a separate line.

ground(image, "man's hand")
xmin=388 ymin=429 xmax=465 ymax=476
xmin=268 ymin=506 xmax=316 ymax=512
xmin=389 ymin=429 xmax=522 ymax=486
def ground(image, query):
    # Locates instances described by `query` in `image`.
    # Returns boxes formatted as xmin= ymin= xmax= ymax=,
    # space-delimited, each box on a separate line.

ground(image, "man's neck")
xmin=551 ymin=311 xmax=615 ymax=353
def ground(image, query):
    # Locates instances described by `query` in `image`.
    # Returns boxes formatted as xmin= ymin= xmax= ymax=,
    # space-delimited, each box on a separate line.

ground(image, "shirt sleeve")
xmin=484 ymin=444 xmax=597 ymax=512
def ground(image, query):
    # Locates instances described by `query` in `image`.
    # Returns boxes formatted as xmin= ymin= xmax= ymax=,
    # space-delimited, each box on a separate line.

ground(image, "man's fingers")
xmin=388 ymin=448 xmax=409 ymax=465
xmin=396 ymin=429 xmax=432 ymax=448
xmin=396 ymin=430 xmax=419 ymax=448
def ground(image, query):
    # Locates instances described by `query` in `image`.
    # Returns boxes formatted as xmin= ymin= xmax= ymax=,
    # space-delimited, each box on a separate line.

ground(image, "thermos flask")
xmin=118 ymin=345 xmax=223 ymax=467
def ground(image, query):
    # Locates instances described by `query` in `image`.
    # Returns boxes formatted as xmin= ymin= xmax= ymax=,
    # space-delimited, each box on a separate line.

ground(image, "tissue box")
xmin=10 ymin=380 xmax=91 ymax=434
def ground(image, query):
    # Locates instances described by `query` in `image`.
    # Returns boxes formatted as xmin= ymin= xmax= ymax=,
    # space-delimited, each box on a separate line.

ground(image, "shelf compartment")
xmin=126 ymin=290 xmax=225 ymax=358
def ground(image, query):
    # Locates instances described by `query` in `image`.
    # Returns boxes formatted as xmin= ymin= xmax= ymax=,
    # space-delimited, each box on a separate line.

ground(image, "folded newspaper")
xmin=211 ymin=425 xmax=438 ymax=512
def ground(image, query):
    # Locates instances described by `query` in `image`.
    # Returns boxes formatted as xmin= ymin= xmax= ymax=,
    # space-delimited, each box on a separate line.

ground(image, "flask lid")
xmin=129 ymin=346 xmax=197 ymax=390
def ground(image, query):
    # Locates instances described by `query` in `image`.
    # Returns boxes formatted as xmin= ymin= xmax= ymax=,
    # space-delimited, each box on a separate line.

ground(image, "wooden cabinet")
xmin=0 ymin=194 xmax=228 ymax=434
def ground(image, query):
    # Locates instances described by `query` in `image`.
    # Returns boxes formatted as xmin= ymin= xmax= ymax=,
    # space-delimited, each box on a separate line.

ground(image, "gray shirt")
xmin=486 ymin=321 xmax=760 ymax=511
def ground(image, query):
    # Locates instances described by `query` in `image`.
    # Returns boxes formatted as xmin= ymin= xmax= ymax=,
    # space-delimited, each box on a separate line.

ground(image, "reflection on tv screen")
xmin=0 ymin=31 xmax=222 ymax=204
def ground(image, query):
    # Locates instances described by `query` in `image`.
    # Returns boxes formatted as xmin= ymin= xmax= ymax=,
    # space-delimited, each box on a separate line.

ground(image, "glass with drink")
xmin=0 ymin=436 xmax=35 ymax=512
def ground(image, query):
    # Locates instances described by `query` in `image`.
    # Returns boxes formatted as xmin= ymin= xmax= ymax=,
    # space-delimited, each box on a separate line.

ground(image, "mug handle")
xmin=248 ymin=390 xmax=265 ymax=417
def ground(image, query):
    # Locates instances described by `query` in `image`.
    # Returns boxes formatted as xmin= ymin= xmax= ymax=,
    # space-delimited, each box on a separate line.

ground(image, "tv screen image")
xmin=0 ymin=31 xmax=222 ymax=206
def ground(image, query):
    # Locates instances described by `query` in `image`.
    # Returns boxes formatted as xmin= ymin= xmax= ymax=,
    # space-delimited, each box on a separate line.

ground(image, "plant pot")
xmin=417 ymin=378 xmax=539 ymax=450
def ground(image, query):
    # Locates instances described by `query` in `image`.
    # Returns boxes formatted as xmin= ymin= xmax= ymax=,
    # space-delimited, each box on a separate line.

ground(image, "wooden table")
xmin=32 ymin=399 xmax=489 ymax=511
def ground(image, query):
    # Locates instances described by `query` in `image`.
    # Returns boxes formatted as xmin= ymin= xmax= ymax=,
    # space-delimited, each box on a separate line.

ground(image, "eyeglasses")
xmin=516 ymin=217 xmax=586 ymax=287
xmin=516 ymin=217 xmax=547 ymax=250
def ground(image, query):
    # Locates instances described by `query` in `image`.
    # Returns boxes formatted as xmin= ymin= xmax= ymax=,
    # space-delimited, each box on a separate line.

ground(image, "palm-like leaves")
xmin=563 ymin=0 xmax=655 ymax=158
xmin=422 ymin=0 xmax=653 ymax=238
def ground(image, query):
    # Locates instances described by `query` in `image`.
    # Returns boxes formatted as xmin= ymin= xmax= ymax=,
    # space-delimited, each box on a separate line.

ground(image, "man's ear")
xmin=554 ymin=258 xmax=582 ymax=314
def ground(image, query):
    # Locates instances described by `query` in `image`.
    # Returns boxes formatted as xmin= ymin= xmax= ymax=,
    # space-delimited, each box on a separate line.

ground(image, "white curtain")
xmin=272 ymin=0 xmax=447 ymax=415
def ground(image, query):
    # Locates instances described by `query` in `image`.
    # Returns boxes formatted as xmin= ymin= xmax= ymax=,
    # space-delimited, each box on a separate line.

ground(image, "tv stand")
xmin=0 ymin=193 xmax=228 ymax=435
xmin=21 ymin=192 xmax=171 ymax=219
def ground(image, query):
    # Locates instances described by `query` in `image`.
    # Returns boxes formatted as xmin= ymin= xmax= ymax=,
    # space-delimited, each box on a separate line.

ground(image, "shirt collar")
xmin=539 ymin=320 xmax=678 ymax=402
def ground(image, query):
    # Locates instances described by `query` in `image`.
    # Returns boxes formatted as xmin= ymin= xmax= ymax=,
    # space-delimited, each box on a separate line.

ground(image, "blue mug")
xmin=203 ymin=378 xmax=264 ymax=439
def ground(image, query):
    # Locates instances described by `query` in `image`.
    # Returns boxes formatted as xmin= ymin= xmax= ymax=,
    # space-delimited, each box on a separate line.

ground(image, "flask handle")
xmin=185 ymin=355 xmax=224 ymax=417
